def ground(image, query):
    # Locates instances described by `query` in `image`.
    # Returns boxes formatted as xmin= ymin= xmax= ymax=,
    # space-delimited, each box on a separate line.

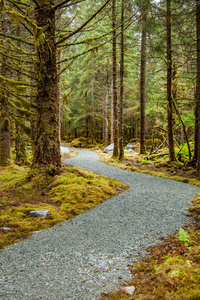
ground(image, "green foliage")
xmin=178 ymin=228 xmax=190 ymax=248
xmin=71 ymin=137 xmax=89 ymax=148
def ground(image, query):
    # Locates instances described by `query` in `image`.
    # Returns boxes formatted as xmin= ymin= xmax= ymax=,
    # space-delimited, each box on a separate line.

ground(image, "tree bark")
xmin=32 ymin=0 xmax=61 ymax=174
xmin=15 ymin=24 xmax=27 ymax=166
xmin=103 ymin=68 xmax=109 ymax=147
xmin=110 ymin=80 xmax=114 ymax=144
xmin=0 ymin=14 xmax=11 ymax=166
xmin=166 ymin=0 xmax=176 ymax=161
xmin=140 ymin=12 xmax=147 ymax=155
xmin=197 ymin=0 xmax=200 ymax=170
xmin=119 ymin=0 xmax=124 ymax=160
xmin=112 ymin=0 xmax=118 ymax=157
xmin=194 ymin=91 xmax=198 ymax=161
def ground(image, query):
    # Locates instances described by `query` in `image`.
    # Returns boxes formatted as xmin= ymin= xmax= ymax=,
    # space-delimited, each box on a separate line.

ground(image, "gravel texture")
xmin=0 ymin=149 xmax=199 ymax=300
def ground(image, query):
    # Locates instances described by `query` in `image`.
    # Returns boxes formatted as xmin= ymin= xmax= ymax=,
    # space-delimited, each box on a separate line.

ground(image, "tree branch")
xmin=56 ymin=0 xmax=111 ymax=45
xmin=54 ymin=0 xmax=86 ymax=11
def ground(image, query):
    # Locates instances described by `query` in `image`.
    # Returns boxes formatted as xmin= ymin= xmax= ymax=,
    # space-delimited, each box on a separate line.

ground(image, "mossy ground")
xmin=98 ymin=149 xmax=200 ymax=188
xmin=98 ymin=147 xmax=200 ymax=299
xmin=100 ymin=224 xmax=200 ymax=299
xmin=0 ymin=154 xmax=129 ymax=250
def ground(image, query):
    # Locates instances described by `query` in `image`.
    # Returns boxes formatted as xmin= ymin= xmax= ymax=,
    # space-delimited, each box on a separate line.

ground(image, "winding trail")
xmin=0 ymin=149 xmax=199 ymax=300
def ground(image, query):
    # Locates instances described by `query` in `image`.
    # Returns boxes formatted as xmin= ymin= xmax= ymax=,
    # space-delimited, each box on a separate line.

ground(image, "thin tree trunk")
xmin=135 ymin=117 xmax=138 ymax=142
xmin=172 ymin=97 xmax=191 ymax=160
xmin=33 ymin=0 xmax=61 ymax=174
xmin=0 ymin=14 xmax=11 ymax=166
xmin=57 ymin=49 xmax=61 ymax=143
xmin=194 ymin=91 xmax=198 ymax=161
xmin=91 ymin=80 xmax=94 ymax=144
xmin=196 ymin=0 xmax=200 ymax=170
xmin=167 ymin=0 xmax=176 ymax=161
xmin=140 ymin=12 xmax=147 ymax=154
xmin=110 ymin=80 xmax=114 ymax=144
xmin=103 ymin=69 xmax=109 ymax=147
xmin=119 ymin=0 xmax=124 ymax=160
xmin=112 ymin=0 xmax=118 ymax=157
xmin=105 ymin=69 xmax=109 ymax=147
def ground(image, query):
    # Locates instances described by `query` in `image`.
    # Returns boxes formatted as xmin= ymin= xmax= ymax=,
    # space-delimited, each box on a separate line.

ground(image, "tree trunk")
xmin=166 ymin=0 xmax=176 ymax=161
xmin=15 ymin=24 xmax=27 ymax=166
xmin=32 ymin=0 xmax=61 ymax=174
xmin=91 ymin=80 xmax=94 ymax=144
xmin=15 ymin=124 xmax=27 ymax=166
xmin=103 ymin=69 xmax=109 ymax=147
xmin=110 ymin=80 xmax=114 ymax=144
xmin=105 ymin=69 xmax=109 ymax=147
xmin=140 ymin=12 xmax=147 ymax=155
xmin=112 ymin=0 xmax=118 ymax=157
xmin=0 ymin=14 xmax=11 ymax=166
xmin=119 ymin=0 xmax=124 ymax=160
xmin=194 ymin=91 xmax=198 ymax=161
xmin=197 ymin=0 xmax=200 ymax=170
xmin=57 ymin=49 xmax=61 ymax=143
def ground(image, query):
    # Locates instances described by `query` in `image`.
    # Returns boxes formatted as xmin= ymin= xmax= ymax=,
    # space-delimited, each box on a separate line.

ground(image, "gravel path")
xmin=0 ymin=149 xmax=199 ymax=300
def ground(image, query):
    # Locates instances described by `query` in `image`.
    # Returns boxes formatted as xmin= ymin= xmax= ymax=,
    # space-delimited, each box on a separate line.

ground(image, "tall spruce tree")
xmin=119 ymin=0 xmax=125 ymax=160
xmin=112 ymin=0 xmax=118 ymax=157
xmin=166 ymin=0 xmax=176 ymax=161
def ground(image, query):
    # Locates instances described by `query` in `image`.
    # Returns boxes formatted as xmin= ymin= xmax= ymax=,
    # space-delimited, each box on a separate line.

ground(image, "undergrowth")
xmin=98 ymin=152 xmax=200 ymax=188
xmin=100 ymin=220 xmax=200 ymax=299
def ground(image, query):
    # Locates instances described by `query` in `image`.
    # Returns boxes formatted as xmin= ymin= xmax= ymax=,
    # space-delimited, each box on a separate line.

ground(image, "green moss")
xmin=70 ymin=137 xmax=90 ymax=148
xmin=0 ymin=165 xmax=27 ymax=190
xmin=100 ymin=229 xmax=200 ymax=300
xmin=99 ymin=155 xmax=200 ymax=188
xmin=0 ymin=164 xmax=129 ymax=249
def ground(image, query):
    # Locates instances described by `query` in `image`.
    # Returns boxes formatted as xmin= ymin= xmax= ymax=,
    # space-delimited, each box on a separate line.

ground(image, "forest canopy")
xmin=0 ymin=0 xmax=200 ymax=173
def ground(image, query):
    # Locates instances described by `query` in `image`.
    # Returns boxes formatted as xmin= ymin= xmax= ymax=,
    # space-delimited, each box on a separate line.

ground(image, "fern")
xmin=178 ymin=228 xmax=190 ymax=248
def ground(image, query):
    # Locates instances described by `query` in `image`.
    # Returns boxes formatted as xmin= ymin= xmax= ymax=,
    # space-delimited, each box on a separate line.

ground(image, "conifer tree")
xmin=119 ymin=0 xmax=124 ymax=160
xmin=0 ymin=13 xmax=11 ymax=166
xmin=139 ymin=3 xmax=147 ymax=155
xmin=196 ymin=0 xmax=200 ymax=170
xmin=166 ymin=0 xmax=176 ymax=161
xmin=112 ymin=0 xmax=118 ymax=157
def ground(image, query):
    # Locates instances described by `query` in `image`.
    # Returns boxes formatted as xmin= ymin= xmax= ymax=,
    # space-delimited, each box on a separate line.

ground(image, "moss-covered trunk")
xmin=0 ymin=14 xmax=11 ymax=166
xmin=15 ymin=123 xmax=27 ymax=166
xmin=32 ymin=0 xmax=61 ymax=174
xmin=196 ymin=0 xmax=200 ymax=170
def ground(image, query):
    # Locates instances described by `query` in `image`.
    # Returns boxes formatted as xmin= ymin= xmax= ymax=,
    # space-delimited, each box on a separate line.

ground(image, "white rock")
xmin=60 ymin=146 xmax=71 ymax=154
xmin=1 ymin=227 xmax=10 ymax=231
xmin=123 ymin=286 xmax=136 ymax=295
xmin=103 ymin=143 xmax=114 ymax=153
xmin=124 ymin=144 xmax=136 ymax=153
xmin=29 ymin=210 xmax=49 ymax=217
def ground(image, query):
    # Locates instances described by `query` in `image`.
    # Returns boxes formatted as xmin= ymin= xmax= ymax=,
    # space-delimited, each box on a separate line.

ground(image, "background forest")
xmin=0 ymin=0 xmax=200 ymax=172
xmin=2 ymin=1 xmax=200 ymax=297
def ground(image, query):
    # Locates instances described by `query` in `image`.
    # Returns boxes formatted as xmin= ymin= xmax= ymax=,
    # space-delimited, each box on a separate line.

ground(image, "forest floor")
xmin=97 ymin=149 xmax=200 ymax=187
xmin=0 ymin=150 xmax=128 ymax=250
xmin=1 ymin=145 xmax=200 ymax=299
xmin=95 ymin=148 xmax=200 ymax=299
